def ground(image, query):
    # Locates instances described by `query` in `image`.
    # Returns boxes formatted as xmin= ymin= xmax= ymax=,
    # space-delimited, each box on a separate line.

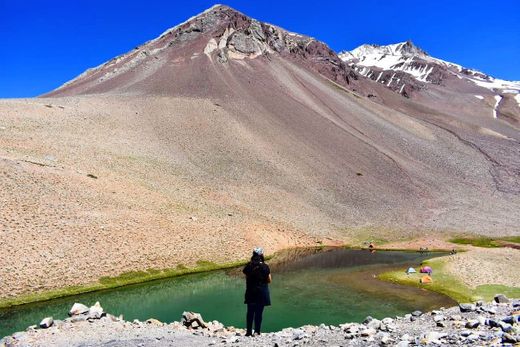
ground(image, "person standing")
xmin=243 ymin=247 xmax=271 ymax=336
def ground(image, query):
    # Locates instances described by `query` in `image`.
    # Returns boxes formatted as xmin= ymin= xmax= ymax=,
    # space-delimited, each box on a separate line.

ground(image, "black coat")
xmin=243 ymin=261 xmax=271 ymax=306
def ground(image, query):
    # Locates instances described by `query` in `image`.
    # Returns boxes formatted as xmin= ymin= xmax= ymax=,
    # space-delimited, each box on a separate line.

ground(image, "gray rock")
xmin=360 ymin=327 xmax=377 ymax=336
xmin=182 ymin=311 xmax=207 ymax=329
xmin=465 ymin=319 xmax=480 ymax=328
xmin=69 ymin=303 xmax=89 ymax=316
xmin=433 ymin=314 xmax=445 ymax=322
xmin=459 ymin=303 xmax=476 ymax=312
xmin=362 ymin=316 xmax=373 ymax=324
xmin=395 ymin=341 xmax=409 ymax=347
xmin=502 ymin=333 xmax=518 ymax=343
xmin=381 ymin=317 xmax=394 ymax=325
xmin=381 ymin=334 xmax=392 ymax=345
xmin=292 ymin=329 xmax=306 ymax=340
xmin=450 ymin=314 xmax=462 ymax=320
xmin=494 ymin=294 xmax=509 ymax=303
xmin=422 ymin=331 xmax=447 ymax=344
xmin=39 ymin=317 xmax=53 ymax=329
xmin=411 ymin=310 xmax=422 ymax=317
xmin=498 ymin=321 xmax=513 ymax=333
xmin=366 ymin=318 xmax=381 ymax=330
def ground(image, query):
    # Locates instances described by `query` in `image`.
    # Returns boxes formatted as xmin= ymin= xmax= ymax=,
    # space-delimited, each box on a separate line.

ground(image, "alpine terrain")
xmin=1 ymin=4 xmax=519 ymax=302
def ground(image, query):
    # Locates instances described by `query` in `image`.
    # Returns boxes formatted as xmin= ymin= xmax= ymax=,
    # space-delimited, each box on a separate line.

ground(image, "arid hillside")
xmin=1 ymin=5 xmax=519 ymax=300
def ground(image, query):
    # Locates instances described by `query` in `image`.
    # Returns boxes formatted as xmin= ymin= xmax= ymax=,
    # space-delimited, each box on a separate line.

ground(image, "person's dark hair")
xmin=251 ymin=253 xmax=265 ymax=264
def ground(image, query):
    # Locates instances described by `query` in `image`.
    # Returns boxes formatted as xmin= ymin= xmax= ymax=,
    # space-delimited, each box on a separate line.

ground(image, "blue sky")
xmin=1 ymin=0 xmax=519 ymax=97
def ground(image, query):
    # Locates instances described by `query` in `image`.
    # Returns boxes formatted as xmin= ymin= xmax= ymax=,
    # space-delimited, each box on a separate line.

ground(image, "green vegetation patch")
xmin=0 ymin=259 xmax=247 ymax=309
xmin=450 ymin=236 xmax=520 ymax=248
xmin=378 ymin=257 xmax=520 ymax=303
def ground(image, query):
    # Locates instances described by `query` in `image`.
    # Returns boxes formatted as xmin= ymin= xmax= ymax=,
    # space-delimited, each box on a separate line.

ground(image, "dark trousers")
xmin=246 ymin=303 xmax=265 ymax=334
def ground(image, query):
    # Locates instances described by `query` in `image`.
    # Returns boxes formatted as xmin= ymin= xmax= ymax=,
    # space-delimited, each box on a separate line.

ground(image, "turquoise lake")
xmin=0 ymin=248 xmax=454 ymax=337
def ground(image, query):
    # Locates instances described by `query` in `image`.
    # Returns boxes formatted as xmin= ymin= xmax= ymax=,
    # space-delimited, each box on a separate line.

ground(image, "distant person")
xmin=243 ymin=247 xmax=271 ymax=336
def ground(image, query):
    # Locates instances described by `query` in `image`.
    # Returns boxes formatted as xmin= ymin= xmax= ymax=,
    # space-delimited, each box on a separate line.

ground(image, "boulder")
xmin=494 ymin=294 xmax=510 ymax=304
xmin=459 ymin=303 xmax=476 ymax=312
xmin=68 ymin=303 xmax=89 ymax=316
xmin=182 ymin=311 xmax=207 ymax=329
xmin=87 ymin=302 xmax=105 ymax=319
xmin=39 ymin=317 xmax=53 ymax=329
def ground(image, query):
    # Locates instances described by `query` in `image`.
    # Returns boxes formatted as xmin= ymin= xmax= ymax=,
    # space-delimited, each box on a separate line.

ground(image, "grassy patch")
xmin=378 ymin=256 xmax=520 ymax=303
xmin=450 ymin=236 xmax=520 ymax=248
xmin=0 ymin=259 xmax=247 ymax=310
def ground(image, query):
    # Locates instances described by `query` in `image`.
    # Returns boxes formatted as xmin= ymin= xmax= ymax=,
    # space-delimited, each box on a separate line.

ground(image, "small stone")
xmin=450 ymin=314 xmax=462 ymax=321
xmin=363 ymin=316 xmax=373 ymax=324
xmin=460 ymin=330 xmax=472 ymax=337
xmin=69 ymin=303 xmax=89 ymax=316
xmin=395 ymin=341 xmax=409 ymax=347
xmin=366 ymin=318 xmax=381 ymax=330
xmin=360 ymin=327 xmax=377 ymax=336
xmin=459 ymin=303 xmax=476 ymax=312
xmin=498 ymin=321 xmax=513 ymax=333
xmin=381 ymin=334 xmax=392 ymax=345
xmin=381 ymin=317 xmax=394 ymax=325
xmin=39 ymin=317 xmax=53 ymax=329
xmin=411 ymin=310 xmax=423 ymax=317
xmin=422 ymin=331 xmax=447 ymax=344
xmin=502 ymin=333 xmax=518 ymax=343
xmin=494 ymin=294 xmax=509 ymax=303
xmin=466 ymin=319 xmax=480 ymax=329
xmin=292 ymin=329 xmax=306 ymax=340
xmin=433 ymin=315 xmax=445 ymax=322
xmin=404 ymin=314 xmax=412 ymax=321
xmin=437 ymin=321 xmax=447 ymax=327
xmin=146 ymin=318 xmax=163 ymax=326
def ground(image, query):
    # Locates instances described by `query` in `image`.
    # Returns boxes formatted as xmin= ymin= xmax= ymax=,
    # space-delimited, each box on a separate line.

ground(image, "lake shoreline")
xmin=2 ymin=297 xmax=519 ymax=346
xmin=0 ymin=245 xmax=451 ymax=310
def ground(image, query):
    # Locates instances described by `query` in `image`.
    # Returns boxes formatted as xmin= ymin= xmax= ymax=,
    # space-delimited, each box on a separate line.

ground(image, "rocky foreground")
xmin=2 ymin=295 xmax=520 ymax=346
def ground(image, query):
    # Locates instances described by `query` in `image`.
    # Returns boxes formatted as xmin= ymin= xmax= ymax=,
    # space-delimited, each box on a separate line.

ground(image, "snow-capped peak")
xmin=341 ymin=40 xmax=427 ymax=61
xmin=340 ymin=41 xmax=520 ymax=95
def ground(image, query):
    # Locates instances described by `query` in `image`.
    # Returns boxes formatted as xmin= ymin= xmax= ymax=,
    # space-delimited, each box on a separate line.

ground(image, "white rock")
xmin=39 ymin=317 xmax=53 ymax=329
xmin=69 ymin=303 xmax=89 ymax=316
xmin=88 ymin=302 xmax=104 ymax=319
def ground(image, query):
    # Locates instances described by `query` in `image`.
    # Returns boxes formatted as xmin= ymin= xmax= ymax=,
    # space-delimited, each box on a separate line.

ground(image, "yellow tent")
xmin=420 ymin=275 xmax=432 ymax=284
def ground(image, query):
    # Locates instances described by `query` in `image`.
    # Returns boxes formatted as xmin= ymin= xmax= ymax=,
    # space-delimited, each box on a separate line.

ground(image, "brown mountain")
xmin=1 ymin=5 xmax=519 ymax=300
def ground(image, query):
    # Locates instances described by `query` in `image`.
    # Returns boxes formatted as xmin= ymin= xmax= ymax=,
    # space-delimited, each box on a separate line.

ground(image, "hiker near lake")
xmin=243 ymin=247 xmax=272 ymax=336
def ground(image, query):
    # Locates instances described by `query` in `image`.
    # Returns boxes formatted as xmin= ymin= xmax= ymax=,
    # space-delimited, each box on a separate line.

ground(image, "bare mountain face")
xmin=1 ymin=5 xmax=520 ymax=299
xmin=47 ymin=4 xmax=356 ymax=97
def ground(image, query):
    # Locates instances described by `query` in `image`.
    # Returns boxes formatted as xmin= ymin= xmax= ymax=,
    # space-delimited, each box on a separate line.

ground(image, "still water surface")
xmin=0 ymin=249 xmax=454 ymax=337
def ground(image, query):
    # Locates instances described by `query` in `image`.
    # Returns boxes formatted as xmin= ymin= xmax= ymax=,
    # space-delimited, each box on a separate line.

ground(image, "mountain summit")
xmin=47 ymin=4 xmax=354 ymax=97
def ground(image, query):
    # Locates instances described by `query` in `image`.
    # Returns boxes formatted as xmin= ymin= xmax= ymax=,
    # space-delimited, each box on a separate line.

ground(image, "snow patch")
xmin=493 ymin=95 xmax=502 ymax=119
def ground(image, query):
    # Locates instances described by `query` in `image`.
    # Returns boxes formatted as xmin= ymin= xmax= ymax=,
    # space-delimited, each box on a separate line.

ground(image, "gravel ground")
xmin=2 ymin=297 xmax=519 ymax=346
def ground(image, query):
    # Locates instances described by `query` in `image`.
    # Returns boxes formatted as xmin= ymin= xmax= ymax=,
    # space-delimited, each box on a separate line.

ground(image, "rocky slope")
xmin=1 ymin=5 xmax=520 ymax=301
xmin=2 ymin=297 xmax=519 ymax=346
